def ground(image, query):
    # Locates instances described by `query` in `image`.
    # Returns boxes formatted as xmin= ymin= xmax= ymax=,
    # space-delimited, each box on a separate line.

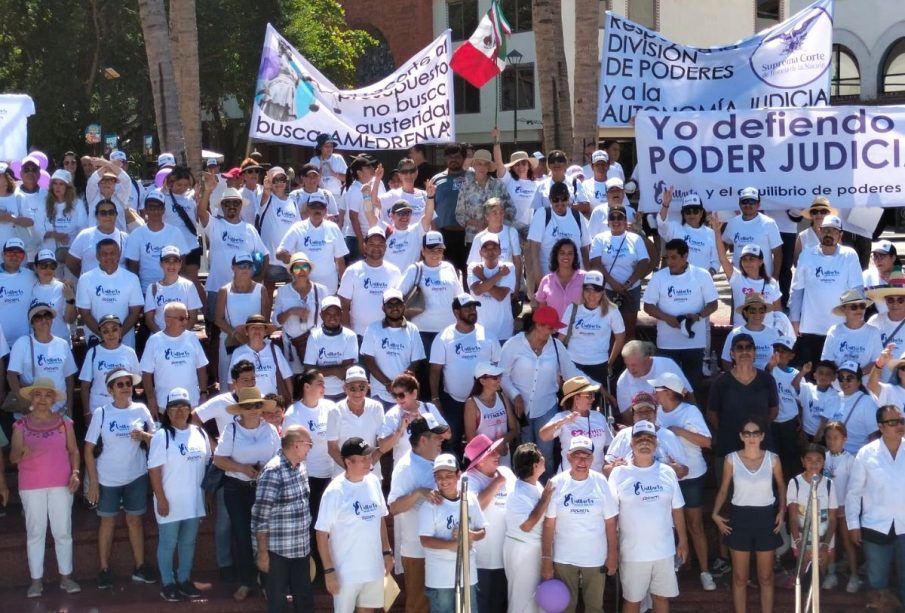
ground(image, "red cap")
xmin=223 ymin=167 xmax=242 ymax=179
xmin=532 ymin=306 xmax=565 ymax=329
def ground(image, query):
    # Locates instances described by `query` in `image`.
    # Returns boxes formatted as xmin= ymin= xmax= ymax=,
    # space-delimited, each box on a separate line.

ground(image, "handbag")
xmin=201 ymin=422 xmax=236 ymax=493
xmin=560 ymin=304 xmax=580 ymax=348
xmin=404 ymin=262 xmax=426 ymax=318
xmin=2 ymin=336 xmax=36 ymax=414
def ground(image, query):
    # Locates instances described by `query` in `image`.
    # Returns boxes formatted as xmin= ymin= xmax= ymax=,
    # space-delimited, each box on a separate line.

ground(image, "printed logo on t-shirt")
xmin=96 ymin=359 xmax=127 ymax=372
xmin=95 ymin=285 xmax=121 ymax=300
xmin=551 ymin=225 xmax=575 ymax=239
xmin=516 ymin=184 xmax=535 ymax=197
xmin=814 ymin=266 xmax=840 ymax=282
xmin=108 ymin=418 xmax=141 ymax=438
xmin=837 ymin=340 xmax=865 ymax=357
xmin=303 ymin=235 xmax=326 ymax=249
xmin=220 ymin=230 xmax=246 ymax=249
xmin=36 ymin=353 xmax=64 ymax=368
xmin=454 ymin=342 xmax=481 ymax=357
xmin=667 ymin=285 xmax=693 ymax=299
xmin=316 ymin=347 xmax=343 ymax=364
xmin=633 ymin=480 xmax=665 ymax=501
xmin=575 ymin=318 xmax=601 ymax=332
xmin=164 ymin=347 xmax=192 ymax=363
xmin=380 ymin=337 xmax=406 ymax=354
xmin=275 ymin=207 xmax=296 ymax=223
xmin=732 ymin=232 xmax=756 ymax=245
xmin=363 ymin=277 xmax=389 ymax=291
xmin=178 ymin=441 xmax=206 ymax=460
xmin=352 ymin=499 xmax=381 ymax=520
xmin=0 ymin=286 xmax=25 ymax=302
xmin=446 ymin=514 xmax=459 ymax=530
xmin=563 ymin=493 xmax=595 ymax=512
xmin=683 ymin=233 xmax=707 ymax=251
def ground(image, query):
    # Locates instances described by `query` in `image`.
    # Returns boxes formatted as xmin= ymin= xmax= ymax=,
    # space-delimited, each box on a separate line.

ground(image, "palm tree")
xmin=137 ymin=0 xmax=185 ymax=158
xmin=168 ymin=0 xmax=202 ymax=174
xmin=572 ymin=0 xmax=600 ymax=162
xmin=532 ymin=0 xmax=573 ymax=153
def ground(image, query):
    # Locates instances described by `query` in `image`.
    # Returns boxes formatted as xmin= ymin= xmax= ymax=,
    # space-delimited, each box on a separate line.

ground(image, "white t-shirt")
xmin=256 ymin=194 xmax=300 ymax=254
xmin=500 ymin=173 xmax=538 ymax=229
xmin=338 ymin=261 xmax=403 ymax=335
xmin=419 ymin=492 xmax=485 ymax=588
xmin=385 ymin=224 xmax=425 ymax=271
xmin=163 ymin=192 xmax=198 ymax=250
xmin=615 ymin=357 xmax=691 ymax=414
xmin=721 ymin=212 xmax=783 ymax=276
xmin=792 ymin=245 xmax=864 ymax=335
xmin=67 ymin=226 xmax=128 ymax=273
xmin=720 ymin=325 xmax=779 ymax=369
xmin=31 ymin=279 xmax=71 ymax=341
xmin=202 ymin=216 xmax=268 ymax=292
xmin=0 ymin=194 xmax=23 ymax=247
xmin=504 ymin=479 xmax=545 ymax=543
xmin=863 ymin=268 xmax=889 ymax=316
xmin=303 ymin=326 xmax=359 ymax=397
xmin=605 ymin=426 xmax=689 ymax=468
xmin=379 ymin=403 xmax=448 ymax=464
xmin=271 ymin=281 xmax=326 ymax=340
xmin=340 ymin=181 xmax=382 ymax=236
xmin=587 ymin=202 xmax=637 ymax=238
xmin=799 ymin=382 xmax=839 ymax=436
xmin=874 ymin=382 xmax=905 ymax=413
xmin=9 ymin=334 xmax=77 ymax=411
xmin=609 ymin=462 xmax=684 ymax=562
xmin=867 ymin=313 xmax=905 ymax=349
xmin=399 ymin=262 xmax=462 ymax=333
xmin=16 ymin=187 xmax=48 ymax=258
xmin=378 ymin=188 xmax=431 ymax=227
xmin=283 ymin=399 xmax=338 ymax=478
xmin=194 ymin=391 xmax=240 ymax=437
xmin=79 ymin=343 xmax=140 ymax=412
xmin=545 ymin=471 xmax=619 ymax=566
xmin=786 ymin=474 xmax=837 ymax=539
xmin=528 ymin=208 xmax=590 ymax=275
xmin=310 ymin=154 xmax=348 ymax=198
xmin=144 ymin=277 xmax=203 ymax=330
xmin=147 ymin=426 xmax=210 ymax=524
xmin=327 ymin=398 xmax=385 ymax=476
xmin=468 ymin=467 xmax=516 ymax=570
xmin=467 ymin=262 xmax=516 ymax=341
xmin=42 ymin=200 xmax=88 ymax=252
xmin=228 ymin=341 xmax=292 ymax=396
xmin=315 ymin=473 xmax=388 ymax=584
xmin=360 ymin=321 xmax=425 ymax=403
xmin=824 ymin=450 xmax=855 ymax=503
xmin=531 ymin=176 xmax=590 ymax=211
xmin=76 ymin=266 xmax=144 ymax=345
xmin=429 ymin=324 xmax=501 ymax=401
xmin=0 ymin=267 xmax=35 ymax=345
xmin=560 ymin=303 xmax=625 ymax=365
xmin=821 ymin=323 xmax=883 ymax=370
xmin=213 ymin=420 xmax=281 ymax=481
xmin=642 ymin=264 xmax=719 ymax=350
xmin=821 ymin=391 xmax=878 ymax=454
xmin=140 ymin=330 xmax=209 ymax=407
xmin=466 ymin=226 xmax=522 ymax=265
xmin=589 ymin=231 xmax=648 ymax=289
xmin=387 ymin=450 xmax=436 ymax=558
xmin=288 ymin=188 xmax=340 ymax=220
xmin=85 ymin=402 xmax=155 ymax=486
xmin=239 ymin=185 xmax=262 ymax=225
xmin=545 ymin=410 xmax=613 ymax=473
xmin=659 ymin=221 xmax=719 ymax=272
xmin=276 ymin=219 xmax=348 ymax=294
xmin=772 ymin=366 xmax=802 ymax=423
xmin=656 ymin=402 xmax=711 ymax=480
xmin=124 ymin=223 xmax=193 ymax=292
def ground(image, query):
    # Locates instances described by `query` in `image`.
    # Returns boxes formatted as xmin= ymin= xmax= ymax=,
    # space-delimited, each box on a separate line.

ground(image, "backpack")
xmin=544 ymin=206 xmax=584 ymax=241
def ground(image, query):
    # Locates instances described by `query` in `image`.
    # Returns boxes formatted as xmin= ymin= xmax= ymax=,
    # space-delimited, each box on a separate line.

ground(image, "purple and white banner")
xmin=598 ymin=0 xmax=834 ymax=126
xmin=635 ymin=105 xmax=905 ymax=215
xmin=251 ymin=24 xmax=454 ymax=150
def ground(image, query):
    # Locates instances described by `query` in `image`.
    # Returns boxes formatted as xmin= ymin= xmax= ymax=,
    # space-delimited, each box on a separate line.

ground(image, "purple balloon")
xmin=155 ymin=167 xmax=173 ymax=188
xmin=8 ymin=160 xmax=22 ymax=179
xmin=535 ymin=579 xmax=570 ymax=613
xmin=38 ymin=169 xmax=50 ymax=190
xmin=260 ymin=50 xmax=280 ymax=81
xmin=30 ymin=151 xmax=49 ymax=170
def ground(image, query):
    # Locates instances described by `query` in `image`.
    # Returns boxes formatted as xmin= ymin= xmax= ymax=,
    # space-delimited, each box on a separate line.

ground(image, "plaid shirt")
xmin=251 ymin=451 xmax=311 ymax=559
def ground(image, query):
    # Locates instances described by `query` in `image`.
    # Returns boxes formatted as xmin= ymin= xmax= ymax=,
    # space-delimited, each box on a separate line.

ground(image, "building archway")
xmin=355 ymin=28 xmax=395 ymax=86
xmin=881 ymin=37 xmax=905 ymax=94
xmin=831 ymin=44 xmax=861 ymax=97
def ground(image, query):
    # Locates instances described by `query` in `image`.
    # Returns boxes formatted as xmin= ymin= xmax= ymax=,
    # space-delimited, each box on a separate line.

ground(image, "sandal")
xmin=233 ymin=585 xmax=251 ymax=602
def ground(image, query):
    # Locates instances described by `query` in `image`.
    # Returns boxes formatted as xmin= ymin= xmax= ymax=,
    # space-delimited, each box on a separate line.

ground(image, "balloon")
xmin=155 ymin=167 xmax=173 ymax=188
xmin=8 ymin=161 xmax=22 ymax=179
xmin=38 ymin=169 xmax=50 ymax=190
xmin=535 ymin=579 xmax=570 ymax=613
xmin=30 ymin=151 xmax=49 ymax=170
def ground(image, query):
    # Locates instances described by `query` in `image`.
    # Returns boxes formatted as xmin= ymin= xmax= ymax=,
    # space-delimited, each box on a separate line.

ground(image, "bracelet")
xmin=432 ymin=397 xmax=441 ymax=401
xmin=66 ymin=299 xmax=75 ymax=305
xmin=383 ymin=550 xmax=393 ymax=556
xmin=323 ymin=568 xmax=335 ymax=575
xmin=541 ymin=555 xmax=552 ymax=559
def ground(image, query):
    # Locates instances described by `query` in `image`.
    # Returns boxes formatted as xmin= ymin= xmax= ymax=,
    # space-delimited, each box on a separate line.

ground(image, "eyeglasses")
xmin=97 ymin=209 xmax=117 ymax=217
xmin=683 ymin=207 xmax=704 ymax=214
xmin=844 ymin=303 xmax=867 ymax=311
xmin=392 ymin=391 xmax=409 ymax=399
xmin=741 ymin=429 xmax=763 ymax=437
xmin=809 ymin=209 xmax=828 ymax=216
xmin=114 ymin=380 xmax=133 ymax=389
xmin=36 ymin=262 xmax=57 ymax=270
xmin=290 ymin=263 xmax=311 ymax=273
xmin=881 ymin=418 xmax=905 ymax=426
xmin=398 ymin=168 xmax=416 ymax=174
xmin=550 ymin=197 xmax=570 ymax=204
xmin=165 ymin=315 xmax=189 ymax=322
xmin=837 ymin=374 xmax=858 ymax=383
xmin=234 ymin=262 xmax=254 ymax=270
xmin=30 ymin=312 xmax=53 ymax=322
xmin=346 ymin=384 xmax=367 ymax=392
xmin=21 ymin=165 xmax=38 ymax=173
xmin=394 ymin=210 xmax=413 ymax=217
xmin=733 ymin=343 xmax=755 ymax=351
xmin=272 ymin=177 xmax=287 ymax=183
xmin=886 ymin=296 xmax=905 ymax=305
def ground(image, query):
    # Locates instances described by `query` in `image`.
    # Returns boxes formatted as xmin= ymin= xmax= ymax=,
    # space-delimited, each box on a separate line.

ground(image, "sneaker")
xmin=821 ymin=573 xmax=838 ymax=590
xmin=702 ymin=359 xmax=713 ymax=377
xmin=27 ymin=580 xmax=43 ymax=599
xmin=97 ymin=568 xmax=114 ymax=590
xmin=160 ymin=584 xmax=182 ymax=602
xmin=132 ymin=563 xmax=158 ymax=584
xmin=60 ymin=577 xmax=81 ymax=594
xmin=177 ymin=581 xmax=202 ymax=599
xmin=700 ymin=571 xmax=717 ymax=591
xmin=846 ymin=575 xmax=862 ymax=593
xmin=710 ymin=557 xmax=731 ymax=578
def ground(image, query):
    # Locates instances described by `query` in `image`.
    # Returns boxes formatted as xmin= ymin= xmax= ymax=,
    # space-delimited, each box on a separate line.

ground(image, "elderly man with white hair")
xmin=615 ymin=340 xmax=693 ymax=422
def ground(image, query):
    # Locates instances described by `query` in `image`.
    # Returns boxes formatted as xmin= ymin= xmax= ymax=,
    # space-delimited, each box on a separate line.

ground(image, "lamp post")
xmin=506 ymin=49 xmax=523 ymax=144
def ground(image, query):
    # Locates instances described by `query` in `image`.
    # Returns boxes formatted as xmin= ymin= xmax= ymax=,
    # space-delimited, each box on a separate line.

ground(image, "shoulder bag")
xmin=404 ymin=262 xmax=426 ymax=318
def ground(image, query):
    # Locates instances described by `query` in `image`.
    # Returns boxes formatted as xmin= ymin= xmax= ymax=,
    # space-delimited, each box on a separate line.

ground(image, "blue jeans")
xmin=863 ymin=533 xmax=905 ymax=602
xmin=522 ymin=405 xmax=558 ymax=480
xmin=215 ymin=486 xmax=233 ymax=568
xmin=157 ymin=517 xmax=201 ymax=585
xmin=426 ymin=585 xmax=479 ymax=612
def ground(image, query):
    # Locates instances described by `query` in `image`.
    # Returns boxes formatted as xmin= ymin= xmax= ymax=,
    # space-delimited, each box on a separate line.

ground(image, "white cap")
xmin=632 ymin=420 xmax=657 ymax=437
xmin=110 ymin=150 xmax=127 ymax=162
xmin=157 ymin=153 xmax=176 ymax=167
xmin=205 ymin=158 xmax=219 ymax=167
xmin=423 ymin=230 xmax=445 ymax=248
xmin=320 ymin=295 xmax=342 ymax=312
xmin=344 ymin=365 xmax=368 ymax=383
xmin=433 ymin=453 xmax=459 ymax=473
xmin=221 ymin=187 xmax=244 ymax=203
xmin=872 ymin=239 xmax=895 ymax=254
xmin=474 ymin=361 xmax=504 ymax=379
xmin=50 ymin=169 xmax=72 ymax=185
xmin=740 ymin=244 xmax=763 ymax=258
xmin=268 ymin=166 xmax=287 ymax=179
xmin=647 ymin=372 xmax=686 ymax=395
xmin=145 ymin=189 xmax=166 ymax=205
xmin=453 ymin=293 xmax=481 ymax=309
xmin=35 ymin=249 xmax=57 ymax=263
xmin=479 ymin=233 xmax=501 ymax=247
xmin=591 ymin=150 xmax=609 ymax=164
xmin=583 ymin=270 xmax=605 ymax=287
xmin=773 ymin=336 xmax=795 ymax=351
xmin=568 ymin=436 xmax=594 ymax=453
xmin=532 ymin=151 xmax=546 ymax=160
xmin=838 ymin=360 xmax=860 ymax=374
xmin=3 ymin=237 xmax=26 ymax=251
xmin=682 ymin=193 xmax=703 ymax=207
xmin=821 ymin=214 xmax=843 ymax=230
xmin=160 ymin=245 xmax=182 ymax=260
xmin=305 ymin=191 xmax=328 ymax=206
xmin=232 ymin=252 xmax=253 ymax=265
xmin=166 ymin=387 xmax=192 ymax=408
xmin=383 ymin=288 xmax=404 ymax=304
xmin=605 ymin=177 xmax=624 ymax=191
xmin=739 ymin=187 xmax=759 ymax=201
xmin=366 ymin=226 xmax=387 ymax=240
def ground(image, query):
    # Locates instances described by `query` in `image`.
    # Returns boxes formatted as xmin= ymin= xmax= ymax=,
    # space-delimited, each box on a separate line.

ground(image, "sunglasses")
xmin=31 ymin=312 xmax=53 ymax=322
xmin=607 ymin=214 xmax=626 ymax=221
xmin=394 ymin=210 xmax=413 ymax=217
xmin=886 ymin=296 xmax=905 ymax=304
xmin=290 ymin=263 xmax=311 ymax=273
xmin=881 ymin=418 xmax=905 ymax=426
xmin=97 ymin=209 xmax=117 ymax=217
xmin=837 ymin=374 xmax=858 ymax=383
xmin=36 ymin=262 xmax=57 ymax=270
xmin=809 ymin=209 xmax=828 ymax=216
xmin=21 ymin=165 xmax=38 ymax=173
xmin=234 ymin=261 xmax=254 ymax=270
xmin=114 ymin=380 xmax=133 ymax=389
xmin=740 ymin=200 xmax=758 ymax=205
xmin=741 ymin=429 xmax=763 ymax=437
xmin=392 ymin=391 xmax=409 ymax=399
xmin=550 ymin=197 xmax=570 ymax=204
xmin=272 ymin=177 xmax=287 ymax=183
xmin=844 ymin=303 xmax=867 ymax=311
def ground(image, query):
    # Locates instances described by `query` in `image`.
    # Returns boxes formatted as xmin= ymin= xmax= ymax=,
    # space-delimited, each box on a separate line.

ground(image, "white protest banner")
xmin=635 ymin=105 xmax=905 ymax=214
xmin=598 ymin=0 xmax=833 ymax=126
xmin=251 ymin=24 xmax=454 ymax=150
xmin=0 ymin=94 xmax=35 ymax=161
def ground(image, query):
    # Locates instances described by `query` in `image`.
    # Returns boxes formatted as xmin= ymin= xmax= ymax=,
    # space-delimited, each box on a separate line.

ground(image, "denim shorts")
xmin=97 ymin=473 xmax=149 ymax=517
xmin=679 ymin=474 xmax=706 ymax=508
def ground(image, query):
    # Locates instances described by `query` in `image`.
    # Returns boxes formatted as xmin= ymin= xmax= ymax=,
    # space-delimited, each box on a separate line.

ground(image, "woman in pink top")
xmin=534 ymin=238 xmax=585 ymax=318
xmin=10 ymin=378 xmax=82 ymax=598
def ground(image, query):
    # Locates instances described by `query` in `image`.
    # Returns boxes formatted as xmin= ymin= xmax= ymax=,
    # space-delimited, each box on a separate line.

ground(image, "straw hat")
xmin=504 ymin=150 xmax=539 ymax=169
xmin=800 ymin=197 xmax=838 ymax=220
xmin=734 ymin=292 xmax=770 ymax=315
xmin=866 ymin=269 xmax=905 ymax=301
xmin=19 ymin=378 xmax=66 ymax=402
xmin=831 ymin=289 xmax=872 ymax=316
xmin=235 ymin=314 xmax=279 ymax=336
xmin=226 ymin=387 xmax=277 ymax=415
xmin=560 ymin=376 xmax=600 ymax=406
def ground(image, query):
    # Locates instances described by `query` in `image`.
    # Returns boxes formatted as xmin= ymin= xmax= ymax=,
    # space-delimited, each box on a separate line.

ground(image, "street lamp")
xmin=506 ymin=49 xmax=524 ymax=144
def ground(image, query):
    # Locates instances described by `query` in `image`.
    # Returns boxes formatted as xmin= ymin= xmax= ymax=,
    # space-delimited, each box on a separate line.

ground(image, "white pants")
xmin=20 ymin=487 xmax=74 ymax=579
xmin=504 ymin=536 xmax=541 ymax=613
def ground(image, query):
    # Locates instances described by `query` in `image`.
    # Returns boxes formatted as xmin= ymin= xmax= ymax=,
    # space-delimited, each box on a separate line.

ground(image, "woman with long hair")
xmin=163 ymin=166 xmax=201 ymax=283
xmin=42 ymin=170 xmax=86 ymax=282
xmin=463 ymin=362 xmax=518 ymax=466
xmin=341 ymin=155 xmax=379 ymax=260
xmin=0 ymin=163 xmax=35 ymax=247
xmin=535 ymin=238 xmax=585 ymax=318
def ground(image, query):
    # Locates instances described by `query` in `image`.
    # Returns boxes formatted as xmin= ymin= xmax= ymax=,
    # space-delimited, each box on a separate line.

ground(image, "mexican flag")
xmin=450 ymin=0 xmax=512 ymax=88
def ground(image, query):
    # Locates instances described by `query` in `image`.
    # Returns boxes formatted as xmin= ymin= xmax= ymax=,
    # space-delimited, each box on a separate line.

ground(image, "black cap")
xmin=731 ymin=333 xmax=755 ymax=348
xmin=341 ymin=437 xmax=375 ymax=458
xmin=409 ymin=414 xmax=449 ymax=439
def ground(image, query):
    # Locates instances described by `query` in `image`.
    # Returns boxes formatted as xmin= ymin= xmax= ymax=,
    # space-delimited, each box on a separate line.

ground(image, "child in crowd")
xmin=798 ymin=361 xmax=839 ymax=441
xmin=821 ymin=421 xmax=861 ymax=593
xmin=262 ymin=393 xmax=286 ymax=432
xmin=786 ymin=444 xmax=837 ymax=582
xmin=766 ymin=337 xmax=805 ymax=479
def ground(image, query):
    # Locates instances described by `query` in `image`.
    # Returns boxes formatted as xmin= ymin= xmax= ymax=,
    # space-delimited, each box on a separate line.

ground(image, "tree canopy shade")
xmin=0 ymin=0 xmax=374 ymax=164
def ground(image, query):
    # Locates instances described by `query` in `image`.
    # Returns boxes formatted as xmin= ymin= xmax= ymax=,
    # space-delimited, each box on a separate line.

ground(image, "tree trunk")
xmin=532 ymin=0 xmax=573 ymax=153
xmin=572 ymin=0 xmax=600 ymax=162
xmin=137 ymin=0 xmax=185 ymax=158
xmin=169 ymin=0 xmax=202 ymax=175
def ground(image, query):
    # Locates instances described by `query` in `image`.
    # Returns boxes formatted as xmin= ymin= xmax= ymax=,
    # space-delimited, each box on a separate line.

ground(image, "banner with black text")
xmin=250 ymin=24 xmax=454 ymax=150
xmin=635 ymin=105 xmax=905 ymax=213
xmin=598 ymin=0 xmax=833 ymax=126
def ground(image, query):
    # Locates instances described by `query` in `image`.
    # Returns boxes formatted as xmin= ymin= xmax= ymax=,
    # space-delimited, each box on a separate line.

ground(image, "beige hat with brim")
xmin=734 ymin=292 xmax=770 ymax=315
xmin=866 ymin=286 xmax=905 ymax=302
xmin=505 ymin=150 xmax=539 ymax=170
xmin=235 ymin=314 xmax=279 ymax=336
xmin=226 ymin=387 xmax=277 ymax=415
xmin=560 ymin=376 xmax=601 ymax=406
xmin=831 ymin=289 xmax=872 ymax=316
xmin=19 ymin=377 xmax=66 ymax=402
